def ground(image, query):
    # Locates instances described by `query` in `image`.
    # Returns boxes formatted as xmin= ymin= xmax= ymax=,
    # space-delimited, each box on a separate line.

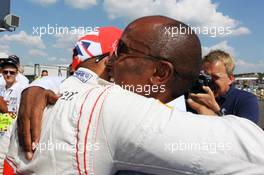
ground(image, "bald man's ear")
xmin=150 ymin=60 xmax=174 ymax=85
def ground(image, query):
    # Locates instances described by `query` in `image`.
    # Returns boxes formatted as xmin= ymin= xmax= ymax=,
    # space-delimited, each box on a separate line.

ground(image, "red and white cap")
xmin=72 ymin=26 xmax=122 ymax=70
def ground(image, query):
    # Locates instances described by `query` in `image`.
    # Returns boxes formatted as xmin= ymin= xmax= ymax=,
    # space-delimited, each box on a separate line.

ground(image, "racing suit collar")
xmin=75 ymin=67 xmax=112 ymax=86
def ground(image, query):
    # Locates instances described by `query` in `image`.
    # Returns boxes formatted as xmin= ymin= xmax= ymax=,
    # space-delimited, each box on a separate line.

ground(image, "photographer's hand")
xmin=188 ymin=86 xmax=221 ymax=115
xmin=187 ymin=98 xmax=217 ymax=115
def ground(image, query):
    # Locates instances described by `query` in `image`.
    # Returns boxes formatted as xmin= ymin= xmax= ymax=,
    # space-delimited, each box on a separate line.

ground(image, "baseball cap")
xmin=8 ymin=55 xmax=20 ymax=65
xmin=71 ymin=26 xmax=122 ymax=70
xmin=0 ymin=57 xmax=19 ymax=69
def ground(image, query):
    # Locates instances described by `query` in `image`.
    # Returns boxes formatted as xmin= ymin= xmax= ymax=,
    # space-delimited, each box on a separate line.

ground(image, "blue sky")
xmin=0 ymin=0 xmax=263 ymax=73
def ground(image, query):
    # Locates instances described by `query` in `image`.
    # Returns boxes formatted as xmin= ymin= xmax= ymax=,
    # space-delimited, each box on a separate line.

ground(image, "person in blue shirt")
xmin=188 ymin=50 xmax=259 ymax=124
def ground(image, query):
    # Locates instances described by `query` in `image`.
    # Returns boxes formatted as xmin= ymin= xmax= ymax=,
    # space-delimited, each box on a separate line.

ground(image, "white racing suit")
xmin=5 ymin=68 xmax=264 ymax=174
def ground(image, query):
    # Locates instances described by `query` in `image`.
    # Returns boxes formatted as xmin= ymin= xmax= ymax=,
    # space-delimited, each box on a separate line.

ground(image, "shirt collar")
xmin=167 ymin=95 xmax=187 ymax=112
xmin=216 ymin=84 xmax=235 ymax=104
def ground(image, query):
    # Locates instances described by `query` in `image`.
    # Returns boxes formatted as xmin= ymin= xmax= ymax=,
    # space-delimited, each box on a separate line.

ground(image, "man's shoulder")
xmin=227 ymin=88 xmax=258 ymax=108
xmin=230 ymin=88 xmax=257 ymax=99
xmin=17 ymin=73 xmax=29 ymax=81
xmin=8 ymin=82 xmax=25 ymax=93
xmin=0 ymin=85 xmax=5 ymax=91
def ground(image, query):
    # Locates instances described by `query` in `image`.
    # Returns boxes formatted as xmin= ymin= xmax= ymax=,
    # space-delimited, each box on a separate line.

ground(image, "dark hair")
xmin=42 ymin=70 xmax=48 ymax=73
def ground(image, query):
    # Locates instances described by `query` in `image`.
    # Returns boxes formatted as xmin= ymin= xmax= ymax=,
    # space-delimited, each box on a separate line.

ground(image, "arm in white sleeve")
xmin=102 ymin=86 xmax=264 ymax=174
xmin=29 ymin=76 xmax=65 ymax=94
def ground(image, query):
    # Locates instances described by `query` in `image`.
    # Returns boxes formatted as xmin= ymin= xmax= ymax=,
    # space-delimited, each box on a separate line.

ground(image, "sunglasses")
xmin=114 ymin=40 xmax=168 ymax=62
xmin=3 ymin=70 xmax=17 ymax=75
xmin=73 ymin=48 xmax=109 ymax=64
xmin=114 ymin=40 xmax=181 ymax=77
xmin=94 ymin=52 xmax=109 ymax=63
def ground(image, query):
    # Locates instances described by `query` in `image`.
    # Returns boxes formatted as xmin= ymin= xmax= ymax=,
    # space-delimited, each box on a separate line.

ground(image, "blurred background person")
xmin=0 ymin=57 xmax=26 ymax=113
xmin=41 ymin=70 xmax=48 ymax=77
xmin=0 ymin=55 xmax=29 ymax=88
xmin=0 ymin=57 xmax=27 ymax=174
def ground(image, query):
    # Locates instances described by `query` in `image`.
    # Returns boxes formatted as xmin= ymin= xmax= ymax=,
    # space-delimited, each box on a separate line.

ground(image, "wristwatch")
xmin=216 ymin=110 xmax=224 ymax=116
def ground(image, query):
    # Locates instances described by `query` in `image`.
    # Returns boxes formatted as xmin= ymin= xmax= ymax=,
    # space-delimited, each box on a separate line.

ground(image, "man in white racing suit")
xmin=5 ymin=16 xmax=264 ymax=174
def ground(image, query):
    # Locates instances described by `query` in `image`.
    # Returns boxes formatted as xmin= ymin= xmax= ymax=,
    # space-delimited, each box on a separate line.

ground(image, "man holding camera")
xmin=188 ymin=50 xmax=259 ymax=124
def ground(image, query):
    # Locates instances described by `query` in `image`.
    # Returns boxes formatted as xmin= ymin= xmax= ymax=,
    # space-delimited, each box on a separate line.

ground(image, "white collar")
xmin=167 ymin=95 xmax=186 ymax=112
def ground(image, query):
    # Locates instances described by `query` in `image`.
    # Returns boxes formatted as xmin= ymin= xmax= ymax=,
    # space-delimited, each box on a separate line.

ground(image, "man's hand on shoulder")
xmin=17 ymin=86 xmax=59 ymax=160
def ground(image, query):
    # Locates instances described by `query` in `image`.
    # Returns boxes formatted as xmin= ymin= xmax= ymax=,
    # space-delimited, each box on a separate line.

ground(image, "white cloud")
xmin=103 ymin=0 xmax=250 ymax=37
xmin=0 ymin=31 xmax=46 ymax=49
xmin=29 ymin=49 xmax=48 ymax=57
xmin=202 ymin=41 xmax=263 ymax=73
xmin=0 ymin=45 xmax=10 ymax=51
xmin=236 ymin=59 xmax=264 ymax=73
xmin=0 ymin=45 xmax=12 ymax=57
xmin=202 ymin=41 xmax=235 ymax=56
xmin=48 ymin=56 xmax=70 ymax=64
xmin=229 ymin=27 xmax=250 ymax=36
xmin=64 ymin=0 xmax=97 ymax=9
xmin=28 ymin=0 xmax=59 ymax=6
xmin=52 ymin=33 xmax=80 ymax=50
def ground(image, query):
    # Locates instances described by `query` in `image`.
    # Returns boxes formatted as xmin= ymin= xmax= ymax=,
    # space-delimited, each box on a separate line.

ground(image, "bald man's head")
xmin=111 ymin=15 xmax=202 ymax=101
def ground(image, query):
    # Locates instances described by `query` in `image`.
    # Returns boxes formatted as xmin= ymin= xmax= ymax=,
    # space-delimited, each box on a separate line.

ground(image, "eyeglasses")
xmin=114 ymin=40 xmax=181 ymax=77
xmin=73 ymin=48 xmax=109 ymax=64
xmin=115 ymin=40 xmax=151 ymax=60
xmin=114 ymin=39 xmax=174 ymax=62
xmin=3 ymin=70 xmax=17 ymax=76
xmin=94 ymin=52 xmax=109 ymax=63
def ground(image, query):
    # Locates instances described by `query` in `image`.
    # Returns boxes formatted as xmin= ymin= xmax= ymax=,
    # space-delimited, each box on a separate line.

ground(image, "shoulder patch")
xmin=73 ymin=70 xmax=93 ymax=83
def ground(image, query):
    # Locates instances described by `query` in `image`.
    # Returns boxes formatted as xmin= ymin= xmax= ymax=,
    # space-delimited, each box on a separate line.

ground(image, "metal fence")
xmin=22 ymin=64 xmax=69 ymax=82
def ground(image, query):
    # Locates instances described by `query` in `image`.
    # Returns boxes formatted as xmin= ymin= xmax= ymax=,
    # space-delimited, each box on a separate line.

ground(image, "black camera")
xmin=189 ymin=71 xmax=213 ymax=94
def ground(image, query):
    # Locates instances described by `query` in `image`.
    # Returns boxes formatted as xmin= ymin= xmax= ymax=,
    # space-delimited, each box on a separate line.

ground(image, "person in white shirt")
xmin=0 ymin=57 xmax=26 ymax=174
xmin=0 ymin=55 xmax=29 ymax=88
xmin=6 ymin=17 xmax=264 ymax=174
xmin=0 ymin=57 xmax=25 ymax=114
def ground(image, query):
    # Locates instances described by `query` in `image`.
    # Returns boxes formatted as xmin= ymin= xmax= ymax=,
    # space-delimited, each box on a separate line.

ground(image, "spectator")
xmin=0 ymin=55 xmax=29 ymax=88
xmin=0 ymin=57 xmax=26 ymax=174
xmin=0 ymin=58 xmax=25 ymax=113
xmin=41 ymin=70 xmax=48 ymax=77
xmin=188 ymin=50 xmax=259 ymax=124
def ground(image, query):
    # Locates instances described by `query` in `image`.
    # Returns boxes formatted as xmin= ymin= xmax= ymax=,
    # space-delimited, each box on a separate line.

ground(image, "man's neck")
xmin=155 ymin=89 xmax=174 ymax=104
xmin=6 ymin=81 xmax=16 ymax=89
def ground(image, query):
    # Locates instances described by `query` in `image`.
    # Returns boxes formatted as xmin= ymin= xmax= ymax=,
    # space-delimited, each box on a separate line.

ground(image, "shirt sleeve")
xmin=29 ymin=76 xmax=65 ymax=94
xmin=0 ymin=120 xmax=15 ymax=174
xmin=102 ymin=86 xmax=264 ymax=174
